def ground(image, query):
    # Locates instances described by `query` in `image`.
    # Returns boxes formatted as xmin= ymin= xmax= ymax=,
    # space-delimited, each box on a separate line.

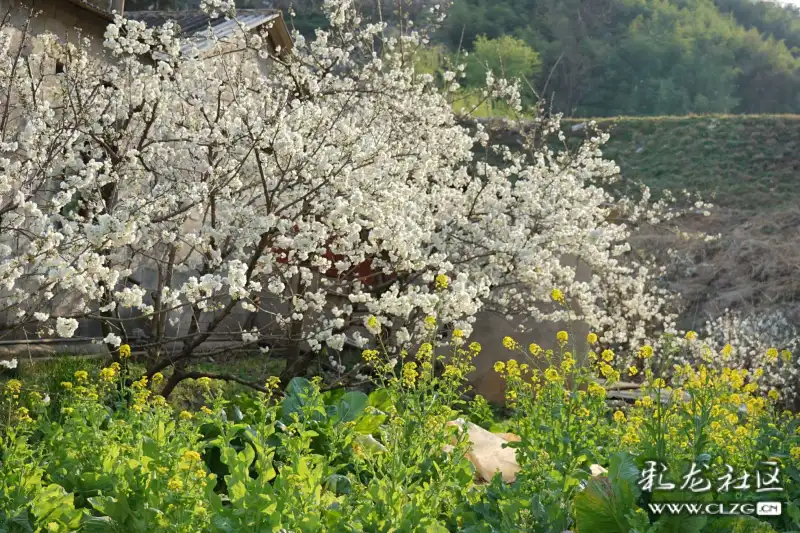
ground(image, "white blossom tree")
xmin=0 ymin=0 xmax=687 ymax=395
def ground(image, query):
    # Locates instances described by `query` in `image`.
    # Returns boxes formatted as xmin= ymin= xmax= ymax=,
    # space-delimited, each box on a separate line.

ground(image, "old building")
xmin=0 ymin=0 xmax=292 ymax=59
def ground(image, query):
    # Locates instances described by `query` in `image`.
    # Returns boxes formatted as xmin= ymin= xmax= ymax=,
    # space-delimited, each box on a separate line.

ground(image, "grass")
xmin=559 ymin=114 xmax=800 ymax=211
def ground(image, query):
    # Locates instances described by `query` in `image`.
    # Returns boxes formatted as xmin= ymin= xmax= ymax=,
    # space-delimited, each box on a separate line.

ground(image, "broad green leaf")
xmin=31 ymin=484 xmax=82 ymax=527
xmin=353 ymin=413 xmax=387 ymax=435
xmin=334 ymin=391 xmax=368 ymax=423
xmin=281 ymin=377 xmax=315 ymax=420
xmin=81 ymin=516 xmax=117 ymax=533
xmin=574 ymin=452 xmax=641 ymax=533
xmin=367 ymin=389 xmax=392 ymax=412
xmin=322 ymin=388 xmax=346 ymax=406
xmin=325 ymin=474 xmax=352 ymax=495
xmin=355 ymin=434 xmax=387 ymax=453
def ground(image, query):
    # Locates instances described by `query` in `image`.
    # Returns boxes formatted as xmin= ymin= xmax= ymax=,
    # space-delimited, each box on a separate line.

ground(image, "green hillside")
xmin=561 ymin=115 xmax=800 ymax=211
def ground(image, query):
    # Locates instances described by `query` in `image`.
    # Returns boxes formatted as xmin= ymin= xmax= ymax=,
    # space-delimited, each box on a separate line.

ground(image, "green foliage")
xmin=574 ymin=452 xmax=646 ymax=533
xmin=434 ymin=0 xmax=800 ymax=117
xmin=463 ymin=35 xmax=541 ymax=89
xmin=0 ymin=332 xmax=798 ymax=532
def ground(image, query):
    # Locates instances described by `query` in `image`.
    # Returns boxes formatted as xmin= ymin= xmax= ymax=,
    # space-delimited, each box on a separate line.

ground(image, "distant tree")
xmin=714 ymin=0 xmax=800 ymax=54
xmin=464 ymin=35 xmax=541 ymax=89
xmin=433 ymin=0 xmax=800 ymax=117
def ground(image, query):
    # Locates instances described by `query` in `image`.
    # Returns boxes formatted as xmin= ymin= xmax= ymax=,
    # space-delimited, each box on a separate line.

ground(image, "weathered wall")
xmin=1 ymin=0 xmax=110 ymax=54
xmin=467 ymin=255 xmax=592 ymax=403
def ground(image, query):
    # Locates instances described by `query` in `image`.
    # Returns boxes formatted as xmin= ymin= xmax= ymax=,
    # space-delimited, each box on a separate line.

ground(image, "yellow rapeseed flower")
xmin=601 ymin=349 xmax=614 ymax=363
xmin=402 ymin=361 xmax=419 ymax=387
xmin=417 ymin=343 xmax=433 ymax=362
xmin=361 ymin=349 xmax=379 ymax=364
xmin=721 ymin=344 xmax=733 ymax=359
xmin=550 ymin=288 xmax=564 ymax=303
xmin=766 ymin=348 xmax=779 ymax=362
xmin=179 ymin=411 xmax=193 ymax=421
xmin=152 ymin=372 xmax=164 ymax=385
xmin=685 ymin=331 xmax=697 ymax=341
xmin=528 ymin=343 xmax=542 ymax=356
xmin=60 ymin=381 xmax=73 ymax=390
xmin=4 ymin=379 xmax=22 ymax=396
xmin=423 ymin=316 xmax=437 ymax=331
xmin=200 ymin=406 xmax=213 ymax=415
xmin=544 ymin=368 xmax=559 ymax=382
xmin=16 ymin=406 xmax=31 ymax=422
xmin=442 ymin=364 xmax=463 ymax=380
xmin=119 ymin=344 xmax=131 ymax=359
xmin=167 ymin=478 xmax=184 ymax=491
xmin=265 ymin=376 xmax=281 ymax=391
xmin=587 ymin=332 xmax=598 ymax=345
xmin=638 ymin=345 xmax=654 ymax=359
xmin=502 ymin=336 xmax=519 ymax=350
xmin=366 ymin=316 xmax=380 ymax=332
xmin=628 ymin=366 xmax=639 ymax=376
xmin=494 ymin=361 xmax=505 ymax=373
xmin=587 ymin=382 xmax=606 ymax=399
xmin=768 ymin=389 xmax=779 ymax=401
xmin=435 ymin=273 xmax=450 ymax=291
xmin=505 ymin=359 xmax=521 ymax=378
xmin=613 ymin=410 xmax=626 ymax=423
xmin=183 ymin=450 xmax=202 ymax=462
xmin=790 ymin=446 xmax=800 ymax=461
xmin=556 ymin=331 xmax=569 ymax=344
xmin=99 ymin=367 xmax=117 ymax=382
xmin=73 ymin=370 xmax=88 ymax=383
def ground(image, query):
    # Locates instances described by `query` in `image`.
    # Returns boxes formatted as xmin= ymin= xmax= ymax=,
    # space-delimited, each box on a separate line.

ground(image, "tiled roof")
xmin=63 ymin=0 xmax=116 ymax=21
xmin=125 ymin=9 xmax=290 ymax=57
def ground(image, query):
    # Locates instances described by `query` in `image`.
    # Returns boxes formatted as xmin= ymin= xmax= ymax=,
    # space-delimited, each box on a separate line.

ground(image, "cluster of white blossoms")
xmin=702 ymin=308 xmax=799 ymax=398
xmin=0 ymin=0 xmax=687 ymax=378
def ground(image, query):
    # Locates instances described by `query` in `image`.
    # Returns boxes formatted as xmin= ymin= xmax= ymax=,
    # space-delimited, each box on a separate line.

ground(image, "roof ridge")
xmin=124 ymin=8 xmax=280 ymax=14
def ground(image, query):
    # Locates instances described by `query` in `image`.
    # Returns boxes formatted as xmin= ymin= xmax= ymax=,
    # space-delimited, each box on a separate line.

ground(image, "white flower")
xmin=364 ymin=316 xmax=382 ymax=336
xmin=0 ymin=1 xmax=690 ymax=386
xmin=55 ymin=318 xmax=79 ymax=338
xmin=0 ymin=358 xmax=18 ymax=369
xmin=103 ymin=333 xmax=122 ymax=347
